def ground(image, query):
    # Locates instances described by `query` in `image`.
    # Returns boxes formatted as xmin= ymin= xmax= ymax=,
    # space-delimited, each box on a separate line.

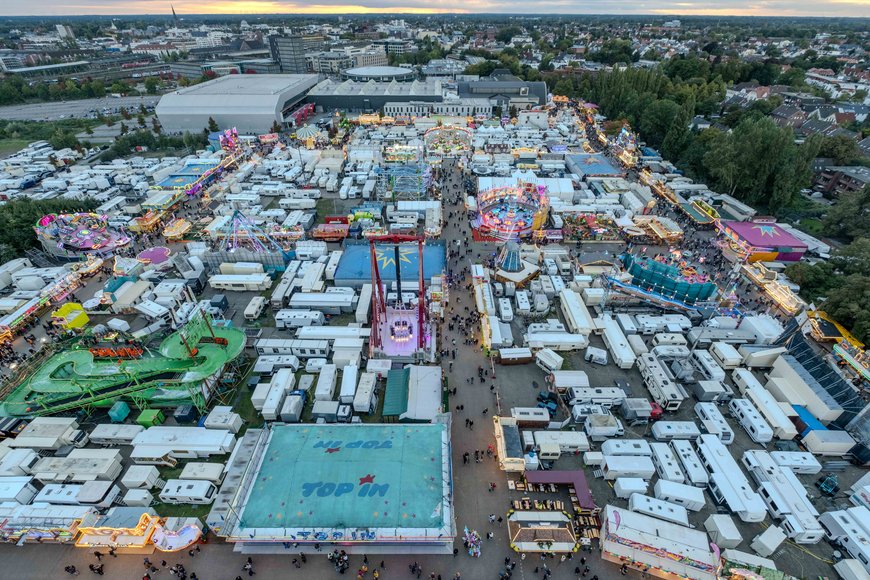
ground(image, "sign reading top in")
xmin=222 ymin=423 xmax=454 ymax=553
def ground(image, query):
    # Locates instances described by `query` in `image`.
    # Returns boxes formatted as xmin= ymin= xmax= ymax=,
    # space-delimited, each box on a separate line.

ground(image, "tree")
xmin=137 ymin=114 xmax=146 ymax=128
xmin=823 ymin=186 xmax=870 ymax=242
xmin=270 ymin=120 xmax=282 ymax=134
xmin=48 ymin=130 xmax=78 ymax=150
xmin=151 ymin=118 xmax=162 ymax=134
xmin=119 ymin=122 xmax=128 ymax=135
xmin=119 ymin=107 xmax=131 ymax=120
xmin=814 ymin=134 xmax=861 ymax=165
xmin=144 ymin=77 xmax=159 ymax=94
xmin=495 ymin=26 xmax=523 ymax=44
xmin=207 ymin=117 xmax=219 ymax=133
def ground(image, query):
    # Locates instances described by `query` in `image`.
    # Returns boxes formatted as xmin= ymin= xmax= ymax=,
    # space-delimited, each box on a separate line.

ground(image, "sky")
xmin=1 ymin=0 xmax=869 ymax=17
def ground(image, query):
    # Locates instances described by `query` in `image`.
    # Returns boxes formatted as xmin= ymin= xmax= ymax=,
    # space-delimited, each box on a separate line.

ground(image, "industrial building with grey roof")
xmin=155 ymin=74 xmax=319 ymax=134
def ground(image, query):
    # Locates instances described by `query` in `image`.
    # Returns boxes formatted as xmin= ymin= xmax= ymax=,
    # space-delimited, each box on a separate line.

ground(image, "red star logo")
xmin=359 ymin=474 xmax=375 ymax=485
xmin=325 ymin=447 xmax=341 ymax=454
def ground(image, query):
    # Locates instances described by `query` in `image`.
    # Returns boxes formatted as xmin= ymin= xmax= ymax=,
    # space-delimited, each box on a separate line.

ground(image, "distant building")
xmin=269 ymin=34 xmax=324 ymax=74
xmin=306 ymin=45 xmax=388 ymax=75
xmin=455 ymin=73 xmax=548 ymax=111
xmin=770 ymin=105 xmax=807 ymax=128
xmin=814 ymin=166 xmax=870 ymax=198
xmin=342 ymin=66 xmax=416 ymax=82
xmin=383 ymin=98 xmax=492 ymax=117
xmin=156 ymin=74 xmax=319 ymax=133
xmin=371 ymin=38 xmax=416 ymax=55
xmin=55 ymin=25 xmax=75 ymax=40
xmin=307 ymin=78 xmax=443 ymax=112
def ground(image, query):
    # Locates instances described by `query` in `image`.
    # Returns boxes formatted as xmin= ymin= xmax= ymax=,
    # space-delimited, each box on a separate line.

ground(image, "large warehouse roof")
xmin=308 ymin=78 xmax=442 ymax=98
xmin=156 ymin=74 xmax=319 ymax=133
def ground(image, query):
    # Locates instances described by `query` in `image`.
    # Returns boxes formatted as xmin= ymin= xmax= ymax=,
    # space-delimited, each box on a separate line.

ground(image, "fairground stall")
xmin=35 ymin=213 xmax=131 ymax=259
xmin=474 ymin=182 xmax=549 ymax=241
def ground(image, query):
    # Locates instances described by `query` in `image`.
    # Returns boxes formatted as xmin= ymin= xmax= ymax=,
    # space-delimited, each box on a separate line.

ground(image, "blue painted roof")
xmin=334 ymin=241 xmax=446 ymax=283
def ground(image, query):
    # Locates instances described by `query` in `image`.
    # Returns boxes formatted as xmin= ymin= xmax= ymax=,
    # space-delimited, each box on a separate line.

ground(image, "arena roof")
xmin=226 ymin=423 xmax=453 ymax=543
xmin=344 ymin=65 xmax=415 ymax=78
xmin=155 ymin=74 xmax=319 ymax=133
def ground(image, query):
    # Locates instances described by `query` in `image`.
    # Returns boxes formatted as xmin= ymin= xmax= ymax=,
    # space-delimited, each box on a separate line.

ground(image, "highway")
xmin=0 ymin=95 xmax=160 ymax=121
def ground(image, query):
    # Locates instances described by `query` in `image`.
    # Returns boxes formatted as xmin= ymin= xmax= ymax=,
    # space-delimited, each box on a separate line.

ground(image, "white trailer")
xmin=515 ymin=291 xmax=531 ymax=315
xmin=314 ymin=364 xmax=337 ymax=401
xmin=603 ymin=455 xmax=656 ymax=480
xmin=498 ymin=348 xmax=534 ymax=365
xmin=654 ymin=479 xmax=706 ymax=512
xmin=650 ymin=442 xmax=686 ymax=484
xmin=551 ymin=371 xmax=590 ymax=390
xmin=731 ymin=368 xmax=764 ymax=395
xmin=296 ymin=326 xmax=370 ymax=341
xmin=690 ymin=350 xmax=726 ymax=382
xmin=275 ymin=310 xmax=325 ymax=329
xmin=339 ymin=364 xmax=359 ymax=405
xmin=670 ymin=440 xmax=709 ymax=488
xmin=637 ymin=353 xmax=687 ymax=411
xmin=742 ymin=450 xmax=824 ymax=544
xmin=559 ymin=289 xmax=594 ymax=335
xmin=729 ymin=398 xmax=774 ymax=444
xmin=352 ymin=372 xmax=378 ymax=414
xmin=532 ymin=431 xmax=590 ymax=454
xmin=651 ymin=421 xmax=702 ymax=442
xmin=695 ymin=434 xmax=766 ymax=523
xmin=324 ymin=251 xmax=343 ymax=281
xmin=89 ymin=424 xmax=145 ymax=446
xmin=802 ymin=430 xmax=856 ymax=456
xmin=244 ymin=296 xmax=267 ymax=321
xmin=524 ymin=332 xmax=588 ymax=351
xmin=495 ymin=298 xmax=512 ymax=323
xmin=694 ymin=402 xmax=735 ymax=445
xmin=567 ymin=387 xmax=625 ymax=408
xmin=208 ymin=274 xmax=272 ymax=292
xmin=651 ymin=333 xmax=688 ymax=347
xmin=629 ymin=493 xmax=690 ymax=527
xmin=616 ymin=313 xmax=638 ymax=335
xmin=599 ymin=316 xmax=636 ymax=369
xmin=769 ymin=451 xmax=822 ymax=475
xmin=710 ymin=342 xmax=742 ymax=370
xmin=534 ymin=349 xmax=564 ymax=373
xmin=601 ymin=439 xmax=652 ymax=457
xmin=159 ymin=479 xmax=217 ymax=505
xmin=355 ymin=284 xmax=372 ymax=323
xmin=614 ymin=478 xmax=648 ymax=499
xmin=743 ymin=384 xmax=798 ymax=440
xmin=627 ymin=334 xmax=649 ymax=357
xmin=261 ymin=381 xmax=287 ymax=421
xmin=288 ymin=292 xmax=355 ymax=315
xmin=254 ymin=338 xmax=330 ymax=358
xmin=510 ymin=407 xmax=551 ymax=429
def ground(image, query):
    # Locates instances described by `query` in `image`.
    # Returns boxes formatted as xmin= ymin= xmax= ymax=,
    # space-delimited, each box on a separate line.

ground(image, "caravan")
xmin=244 ymin=296 xmax=266 ymax=321
xmin=694 ymin=402 xmax=735 ymax=445
xmin=729 ymin=398 xmax=774 ymax=444
xmin=314 ymin=364 xmax=338 ymax=401
xmin=159 ymin=479 xmax=217 ymax=505
xmin=650 ymin=442 xmax=686 ymax=484
xmin=743 ymin=384 xmax=798 ymax=440
xmin=690 ymin=350 xmax=726 ymax=382
xmin=599 ymin=316 xmax=636 ymax=369
xmin=651 ymin=421 xmax=702 ymax=442
xmin=637 ymin=354 xmax=687 ymax=411
xmin=654 ymin=479 xmax=706 ymax=512
xmin=696 ymin=434 xmax=766 ymax=522
xmin=670 ymin=440 xmax=709 ymax=488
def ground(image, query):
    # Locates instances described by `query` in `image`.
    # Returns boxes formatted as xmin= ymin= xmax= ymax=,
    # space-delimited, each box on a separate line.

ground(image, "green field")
xmin=0 ymin=139 xmax=29 ymax=158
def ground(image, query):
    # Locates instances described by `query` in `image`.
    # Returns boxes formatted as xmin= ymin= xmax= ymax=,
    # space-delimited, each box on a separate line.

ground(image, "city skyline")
xmin=2 ymin=0 xmax=870 ymax=18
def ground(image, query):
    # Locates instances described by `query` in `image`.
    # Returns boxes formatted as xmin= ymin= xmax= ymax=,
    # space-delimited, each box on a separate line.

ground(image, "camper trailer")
xmin=651 ymin=421 xmax=702 ymax=442
xmin=338 ymin=365 xmax=359 ymax=405
xmin=654 ymin=479 xmax=706 ymax=512
xmin=670 ymin=440 xmax=709 ymax=488
xmin=244 ymin=296 xmax=267 ymax=321
xmin=352 ymin=372 xmax=378 ymax=414
xmin=314 ymin=364 xmax=338 ymax=401
xmin=728 ymin=398 xmax=774 ymax=444
xmin=650 ymin=442 xmax=686 ymax=484
xmin=159 ymin=479 xmax=217 ymax=505
xmin=694 ymin=402 xmax=735 ymax=445
xmin=695 ymin=434 xmax=766 ymax=522
xmin=602 ymin=455 xmax=656 ymax=480
xmin=637 ymin=354 xmax=687 ymax=411
xmin=628 ymin=493 xmax=690 ymax=527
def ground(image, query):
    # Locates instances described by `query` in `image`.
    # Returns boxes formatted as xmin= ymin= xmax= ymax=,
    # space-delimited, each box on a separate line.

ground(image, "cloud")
xmin=1 ymin=0 xmax=868 ymax=16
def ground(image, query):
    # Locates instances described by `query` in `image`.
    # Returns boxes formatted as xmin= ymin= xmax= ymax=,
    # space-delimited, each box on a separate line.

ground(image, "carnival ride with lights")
xmin=424 ymin=126 xmax=472 ymax=162
xmin=0 ymin=309 xmax=245 ymax=418
xmin=35 ymin=213 xmax=131 ymax=258
xmin=611 ymin=124 xmax=639 ymax=168
xmin=375 ymin=163 xmax=431 ymax=201
xmin=474 ymin=182 xmax=549 ymax=241
xmin=368 ymin=235 xmax=431 ymax=359
xmin=384 ymin=144 xmax=423 ymax=164
xmin=215 ymin=210 xmax=297 ymax=258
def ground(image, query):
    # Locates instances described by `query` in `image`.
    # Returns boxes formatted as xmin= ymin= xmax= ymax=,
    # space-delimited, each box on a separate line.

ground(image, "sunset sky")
xmin=2 ymin=0 xmax=869 ymax=17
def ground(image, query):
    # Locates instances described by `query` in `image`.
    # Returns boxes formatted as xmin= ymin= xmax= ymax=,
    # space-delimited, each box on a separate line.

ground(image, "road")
xmin=0 ymin=96 xmax=160 ymax=122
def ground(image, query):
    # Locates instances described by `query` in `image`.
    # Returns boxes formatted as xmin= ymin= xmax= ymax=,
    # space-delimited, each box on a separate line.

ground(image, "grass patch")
xmin=0 ymin=139 xmax=29 ymax=157
xmin=234 ymin=384 xmax=264 ymax=435
xmin=151 ymin=501 xmax=213 ymax=519
xmin=795 ymin=218 xmax=823 ymax=236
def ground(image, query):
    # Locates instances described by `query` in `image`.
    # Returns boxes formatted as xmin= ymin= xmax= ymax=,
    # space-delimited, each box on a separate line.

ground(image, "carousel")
xmin=474 ymin=182 xmax=549 ymax=241
xmin=35 ymin=213 xmax=131 ymax=258
xmin=423 ymin=126 xmax=472 ymax=163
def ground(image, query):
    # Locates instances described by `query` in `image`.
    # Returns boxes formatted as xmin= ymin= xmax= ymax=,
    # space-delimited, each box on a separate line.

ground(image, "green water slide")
xmin=0 ymin=322 xmax=246 ymax=418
